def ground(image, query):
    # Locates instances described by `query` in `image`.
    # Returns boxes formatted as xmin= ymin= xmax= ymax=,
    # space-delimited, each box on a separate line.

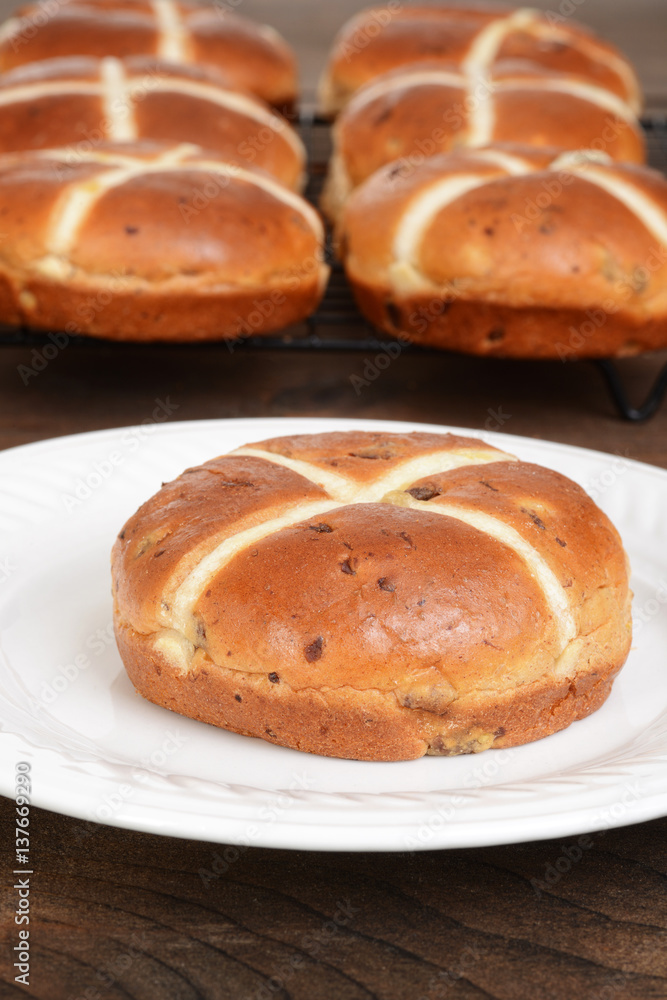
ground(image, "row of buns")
xmin=0 ymin=0 xmax=299 ymax=111
xmin=0 ymin=0 xmax=329 ymax=339
xmin=0 ymin=1 xmax=666 ymax=357
xmin=321 ymin=5 xmax=667 ymax=360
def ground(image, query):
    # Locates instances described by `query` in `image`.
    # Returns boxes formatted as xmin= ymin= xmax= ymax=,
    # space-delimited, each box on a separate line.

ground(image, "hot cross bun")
xmin=0 ymin=0 xmax=297 ymax=113
xmin=319 ymin=5 xmax=641 ymax=116
xmin=0 ymin=57 xmax=305 ymax=190
xmin=112 ymin=430 xmax=632 ymax=761
xmin=0 ymin=142 xmax=327 ymax=341
xmin=338 ymin=145 xmax=667 ymax=359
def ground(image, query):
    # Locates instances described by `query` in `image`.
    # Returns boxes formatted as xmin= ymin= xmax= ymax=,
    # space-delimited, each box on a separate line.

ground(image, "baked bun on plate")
xmin=112 ymin=430 xmax=632 ymax=761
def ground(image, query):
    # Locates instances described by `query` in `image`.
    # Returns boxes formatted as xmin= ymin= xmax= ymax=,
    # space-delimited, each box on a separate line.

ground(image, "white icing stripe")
xmin=151 ymin=0 xmax=189 ymax=62
xmin=127 ymin=78 xmax=305 ymax=160
xmin=257 ymin=22 xmax=284 ymax=46
xmin=392 ymin=174 xmax=491 ymax=267
xmin=0 ymin=16 xmax=22 ymax=45
xmin=365 ymin=449 xmax=515 ymax=501
xmin=458 ymin=9 xmax=542 ymax=150
xmin=549 ymin=150 xmax=612 ymax=172
xmin=231 ymin=448 xmax=359 ymax=501
xmin=567 ymin=164 xmax=667 ymax=247
xmin=38 ymin=144 xmax=322 ymax=255
xmin=154 ymin=629 xmax=195 ymax=673
xmin=231 ymin=446 xmax=515 ymax=504
xmin=463 ymin=8 xmax=540 ymax=76
xmin=469 ymin=148 xmax=534 ymax=174
xmin=47 ymin=166 xmax=145 ymax=254
xmin=190 ymin=156 xmax=323 ymax=237
xmin=0 ymin=82 xmax=102 ymax=105
xmin=403 ymin=497 xmax=576 ymax=648
xmin=498 ymin=76 xmax=637 ymax=121
xmin=100 ymin=57 xmax=136 ymax=142
xmin=170 ymin=499 xmax=343 ymax=635
xmin=344 ymin=67 xmax=636 ymax=122
xmin=0 ymin=74 xmax=302 ymax=159
xmin=35 ymin=147 xmax=141 ymax=168
xmin=346 ymin=69 xmax=467 ymax=112
xmin=465 ymin=70 xmax=496 ymax=147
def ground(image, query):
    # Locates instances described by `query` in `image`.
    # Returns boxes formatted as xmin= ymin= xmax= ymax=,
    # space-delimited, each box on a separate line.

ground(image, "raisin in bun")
xmin=112 ymin=430 xmax=632 ymax=761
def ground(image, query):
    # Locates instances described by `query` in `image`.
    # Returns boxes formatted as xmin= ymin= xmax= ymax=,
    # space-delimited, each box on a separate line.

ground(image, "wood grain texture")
xmin=0 ymin=799 xmax=666 ymax=999
xmin=0 ymin=343 xmax=666 ymax=468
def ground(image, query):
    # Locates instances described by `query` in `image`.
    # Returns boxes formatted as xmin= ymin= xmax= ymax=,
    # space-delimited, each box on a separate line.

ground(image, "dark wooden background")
xmin=1 ymin=0 xmax=667 ymax=997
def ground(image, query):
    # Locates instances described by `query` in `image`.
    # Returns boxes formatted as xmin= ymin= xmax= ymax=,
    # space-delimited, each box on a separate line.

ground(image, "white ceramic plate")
xmin=1 ymin=417 xmax=666 ymax=852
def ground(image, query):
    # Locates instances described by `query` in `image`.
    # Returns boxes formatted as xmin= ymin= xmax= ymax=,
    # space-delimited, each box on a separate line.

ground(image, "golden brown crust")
xmin=0 ymin=57 xmax=305 ymax=190
xmin=319 ymin=5 xmax=642 ymax=116
xmin=13 ymin=271 xmax=326 ymax=343
xmin=114 ymin=454 xmax=330 ymax=631
xmin=339 ymin=145 xmax=667 ymax=359
xmin=248 ymin=428 xmax=498 ymax=483
xmin=112 ymin=430 xmax=633 ymax=761
xmin=115 ymin=617 xmax=626 ymax=761
xmin=0 ymin=142 xmax=327 ymax=341
xmin=348 ymin=282 xmax=667 ymax=360
xmin=195 ymin=502 xmax=558 ymax=692
xmin=0 ymin=0 xmax=297 ymax=112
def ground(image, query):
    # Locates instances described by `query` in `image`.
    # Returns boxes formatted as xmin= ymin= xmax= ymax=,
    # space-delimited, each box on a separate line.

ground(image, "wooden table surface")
xmin=1 ymin=1 xmax=667 ymax=998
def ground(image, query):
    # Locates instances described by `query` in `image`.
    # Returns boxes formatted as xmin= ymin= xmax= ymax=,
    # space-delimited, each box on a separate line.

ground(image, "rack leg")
xmin=594 ymin=358 xmax=667 ymax=422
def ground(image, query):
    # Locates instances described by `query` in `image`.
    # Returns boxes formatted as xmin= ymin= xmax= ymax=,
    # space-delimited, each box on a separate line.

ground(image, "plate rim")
xmin=3 ymin=414 xmax=667 ymax=486
xmin=1 ymin=415 xmax=666 ymax=851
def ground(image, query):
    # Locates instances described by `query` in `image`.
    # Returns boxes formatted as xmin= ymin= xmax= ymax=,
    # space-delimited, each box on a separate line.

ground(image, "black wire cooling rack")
xmin=2 ymin=114 xmax=667 ymax=421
